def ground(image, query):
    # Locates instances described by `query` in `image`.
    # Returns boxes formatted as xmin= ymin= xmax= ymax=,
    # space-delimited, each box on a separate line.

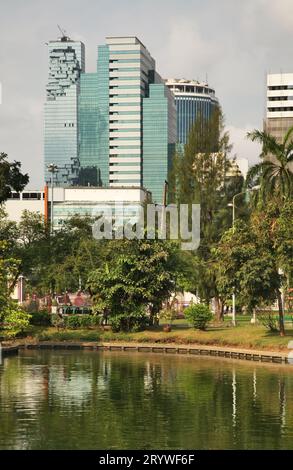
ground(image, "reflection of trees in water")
xmin=0 ymin=353 xmax=293 ymax=449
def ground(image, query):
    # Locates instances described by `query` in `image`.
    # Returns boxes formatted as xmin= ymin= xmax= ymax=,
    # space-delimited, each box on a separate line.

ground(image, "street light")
xmin=228 ymin=186 xmax=260 ymax=326
xmin=47 ymin=163 xmax=59 ymax=234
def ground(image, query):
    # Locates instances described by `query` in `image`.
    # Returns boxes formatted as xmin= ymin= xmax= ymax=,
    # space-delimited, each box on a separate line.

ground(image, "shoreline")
xmin=4 ymin=340 xmax=291 ymax=365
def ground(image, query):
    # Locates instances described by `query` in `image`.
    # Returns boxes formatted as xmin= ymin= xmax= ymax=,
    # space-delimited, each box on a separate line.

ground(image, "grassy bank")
xmin=12 ymin=321 xmax=293 ymax=352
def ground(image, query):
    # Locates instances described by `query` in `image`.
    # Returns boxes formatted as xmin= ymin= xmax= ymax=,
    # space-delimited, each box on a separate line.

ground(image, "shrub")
xmin=30 ymin=310 xmax=51 ymax=326
xmin=2 ymin=307 xmax=31 ymax=337
xmin=258 ymin=312 xmax=279 ymax=332
xmin=53 ymin=314 xmax=102 ymax=330
xmin=64 ymin=315 xmax=81 ymax=329
xmin=110 ymin=309 xmax=150 ymax=332
xmin=184 ymin=303 xmax=213 ymax=330
xmin=159 ymin=307 xmax=177 ymax=325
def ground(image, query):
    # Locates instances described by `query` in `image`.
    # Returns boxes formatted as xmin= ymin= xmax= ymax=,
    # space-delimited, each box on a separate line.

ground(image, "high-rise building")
xmin=165 ymin=78 xmax=218 ymax=145
xmin=266 ymin=73 xmax=293 ymax=142
xmin=95 ymin=37 xmax=176 ymax=202
xmin=78 ymin=72 xmax=99 ymax=185
xmin=44 ymin=35 xmax=176 ymax=203
xmin=44 ymin=35 xmax=85 ymax=184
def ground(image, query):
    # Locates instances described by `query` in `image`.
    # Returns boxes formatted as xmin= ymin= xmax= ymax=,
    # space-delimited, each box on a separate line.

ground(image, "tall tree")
xmin=170 ymin=109 xmax=244 ymax=320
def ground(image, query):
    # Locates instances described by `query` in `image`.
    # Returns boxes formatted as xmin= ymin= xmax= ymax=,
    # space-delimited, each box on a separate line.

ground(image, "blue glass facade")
xmin=44 ymin=39 xmax=85 ymax=184
xmin=78 ymin=73 xmax=99 ymax=184
xmin=166 ymin=80 xmax=218 ymax=145
xmin=143 ymin=84 xmax=176 ymax=203
xmin=176 ymin=96 xmax=216 ymax=144
xmin=96 ymin=45 xmax=110 ymax=186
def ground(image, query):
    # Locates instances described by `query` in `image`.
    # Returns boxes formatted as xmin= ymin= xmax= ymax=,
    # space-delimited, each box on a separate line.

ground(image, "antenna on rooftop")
xmin=57 ymin=25 xmax=70 ymax=41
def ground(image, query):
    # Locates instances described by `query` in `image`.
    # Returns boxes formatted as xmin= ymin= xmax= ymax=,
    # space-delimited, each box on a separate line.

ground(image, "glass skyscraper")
xmin=165 ymin=79 xmax=218 ymax=145
xmin=44 ymin=35 xmax=85 ymax=184
xmin=143 ymin=84 xmax=176 ymax=203
xmin=44 ymin=35 xmax=176 ymax=203
xmin=78 ymin=36 xmax=176 ymax=202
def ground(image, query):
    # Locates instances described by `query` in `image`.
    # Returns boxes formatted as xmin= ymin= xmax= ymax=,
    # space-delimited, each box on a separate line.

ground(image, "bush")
xmin=2 ymin=307 xmax=31 ymax=337
xmin=30 ymin=310 xmax=51 ymax=326
xmin=184 ymin=303 xmax=213 ymax=330
xmin=51 ymin=314 xmax=102 ymax=330
xmin=258 ymin=312 xmax=279 ymax=332
xmin=159 ymin=307 xmax=177 ymax=325
xmin=110 ymin=309 xmax=150 ymax=332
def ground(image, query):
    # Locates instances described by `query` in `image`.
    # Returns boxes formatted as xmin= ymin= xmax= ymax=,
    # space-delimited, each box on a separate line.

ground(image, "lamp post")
xmin=228 ymin=186 xmax=260 ymax=326
xmin=47 ymin=163 xmax=59 ymax=234
xmin=19 ymin=274 xmax=24 ymax=305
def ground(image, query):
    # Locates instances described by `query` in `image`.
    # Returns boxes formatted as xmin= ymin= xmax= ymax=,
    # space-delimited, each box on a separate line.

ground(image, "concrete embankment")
xmin=24 ymin=341 xmax=291 ymax=365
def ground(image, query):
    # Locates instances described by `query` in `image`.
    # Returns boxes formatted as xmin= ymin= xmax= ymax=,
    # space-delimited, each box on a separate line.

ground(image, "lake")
xmin=0 ymin=350 xmax=292 ymax=449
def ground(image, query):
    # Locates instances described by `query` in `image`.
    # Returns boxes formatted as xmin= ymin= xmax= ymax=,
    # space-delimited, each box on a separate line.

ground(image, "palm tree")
xmin=246 ymin=127 xmax=293 ymax=202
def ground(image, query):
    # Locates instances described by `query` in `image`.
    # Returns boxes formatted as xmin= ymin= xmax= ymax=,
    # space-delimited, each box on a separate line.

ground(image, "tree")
xmin=214 ymin=219 xmax=284 ymax=335
xmin=87 ymin=239 xmax=181 ymax=330
xmin=169 ymin=109 xmax=245 ymax=320
xmin=274 ymin=201 xmax=293 ymax=288
xmin=0 ymin=152 xmax=29 ymax=203
xmin=246 ymin=128 xmax=293 ymax=203
xmin=0 ymin=241 xmax=31 ymax=337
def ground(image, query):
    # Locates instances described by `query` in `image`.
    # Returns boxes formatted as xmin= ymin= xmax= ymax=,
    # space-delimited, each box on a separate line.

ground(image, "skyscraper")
xmin=97 ymin=37 xmax=176 ymax=199
xmin=44 ymin=35 xmax=85 ymax=184
xmin=44 ymin=35 xmax=176 ymax=203
xmin=165 ymin=78 xmax=218 ymax=145
xmin=78 ymin=36 xmax=176 ymax=202
xmin=266 ymin=73 xmax=293 ymax=142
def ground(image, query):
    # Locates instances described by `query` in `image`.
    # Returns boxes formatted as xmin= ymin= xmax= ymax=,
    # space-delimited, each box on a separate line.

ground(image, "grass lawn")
xmin=17 ymin=321 xmax=293 ymax=352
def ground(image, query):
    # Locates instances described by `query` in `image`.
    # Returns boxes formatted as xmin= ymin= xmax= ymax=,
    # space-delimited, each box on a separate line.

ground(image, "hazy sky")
xmin=0 ymin=0 xmax=292 ymax=188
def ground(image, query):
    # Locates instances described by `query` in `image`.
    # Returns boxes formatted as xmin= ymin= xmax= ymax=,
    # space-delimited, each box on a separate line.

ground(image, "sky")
xmin=0 ymin=0 xmax=293 ymax=188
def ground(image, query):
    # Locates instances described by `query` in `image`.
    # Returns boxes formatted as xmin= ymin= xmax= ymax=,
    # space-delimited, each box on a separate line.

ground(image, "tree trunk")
xmin=214 ymin=296 xmax=224 ymax=322
xmin=276 ymin=290 xmax=285 ymax=337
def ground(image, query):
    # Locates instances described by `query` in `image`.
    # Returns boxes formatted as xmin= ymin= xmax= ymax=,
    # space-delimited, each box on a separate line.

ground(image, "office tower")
xmin=44 ymin=34 xmax=85 ymax=184
xmin=266 ymin=73 xmax=293 ymax=142
xmin=78 ymin=73 xmax=99 ymax=185
xmin=92 ymin=37 xmax=176 ymax=201
xmin=165 ymin=78 xmax=218 ymax=145
xmin=143 ymin=84 xmax=176 ymax=203
xmin=44 ymin=35 xmax=176 ymax=203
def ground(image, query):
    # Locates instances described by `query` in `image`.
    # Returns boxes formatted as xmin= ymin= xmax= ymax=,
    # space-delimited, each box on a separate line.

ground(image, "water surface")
xmin=0 ymin=350 xmax=292 ymax=449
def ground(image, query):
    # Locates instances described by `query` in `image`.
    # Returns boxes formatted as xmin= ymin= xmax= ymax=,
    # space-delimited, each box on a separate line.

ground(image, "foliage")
xmin=110 ymin=309 xmax=150 ymax=333
xmin=184 ymin=303 xmax=213 ymax=330
xmin=246 ymin=128 xmax=293 ymax=203
xmin=2 ymin=306 xmax=31 ymax=337
xmin=29 ymin=310 xmax=51 ymax=326
xmin=0 ymin=152 xmax=29 ymax=203
xmin=169 ymin=110 xmax=245 ymax=320
xmin=87 ymin=238 xmax=182 ymax=327
xmin=159 ymin=307 xmax=177 ymax=325
xmin=258 ymin=312 xmax=279 ymax=333
xmin=214 ymin=220 xmax=281 ymax=315
xmin=51 ymin=314 xmax=102 ymax=329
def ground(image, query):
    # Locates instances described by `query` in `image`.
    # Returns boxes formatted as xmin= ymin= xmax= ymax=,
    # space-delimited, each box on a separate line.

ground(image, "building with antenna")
xmin=165 ymin=78 xmax=219 ymax=145
xmin=266 ymin=73 xmax=293 ymax=142
xmin=44 ymin=32 xmax=85 ymax=184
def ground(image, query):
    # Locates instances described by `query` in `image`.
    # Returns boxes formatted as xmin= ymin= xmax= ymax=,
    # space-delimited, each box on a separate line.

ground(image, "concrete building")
xmin=44 ymin=34 xmax=85 ymax=184
xmin=266 ymin=73 xmax=293 ymax=142
xmin=165 ymin=78 xmax=218 ymax=145
xmin=4 ymin=190 xmax=45 ymax=223
xmin=4 ymin=187 xmax=149 ymax=229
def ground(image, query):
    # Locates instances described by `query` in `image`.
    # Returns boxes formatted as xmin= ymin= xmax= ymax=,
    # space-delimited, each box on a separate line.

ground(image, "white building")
xmin=4 ymin=187 xmax=149 ymax=228
xmin=266 ymin=73 xmax=293 ymax=142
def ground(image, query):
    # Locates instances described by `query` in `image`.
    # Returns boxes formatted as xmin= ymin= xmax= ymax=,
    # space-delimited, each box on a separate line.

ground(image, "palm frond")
xmin=283 ymin=125 xmax=293 ymax=147
xmin=247 ymin=129 xmax=281 ymax=157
